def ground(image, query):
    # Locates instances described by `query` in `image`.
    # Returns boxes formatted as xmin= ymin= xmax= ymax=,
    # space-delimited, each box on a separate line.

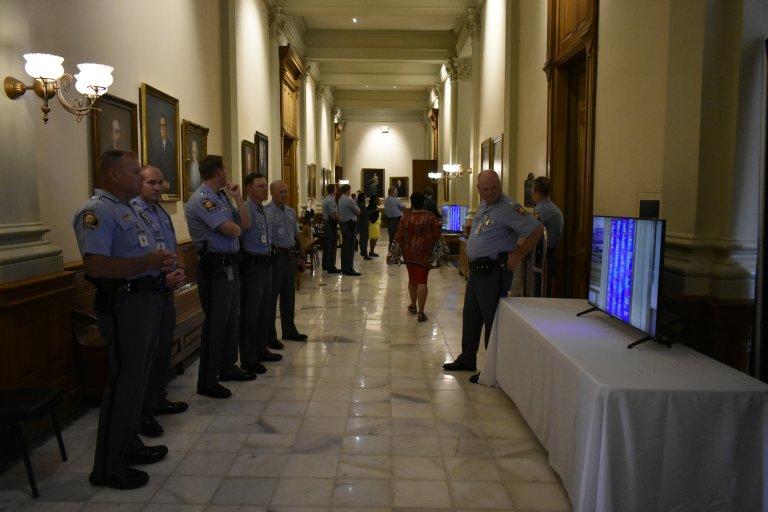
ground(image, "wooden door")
xmin=561 ymin=62 xmax=590 ymax=297
xmin=282 ymin=133 xmax=297 ymax=212
xmin=412 ymin=159 xmax=437 ymax=197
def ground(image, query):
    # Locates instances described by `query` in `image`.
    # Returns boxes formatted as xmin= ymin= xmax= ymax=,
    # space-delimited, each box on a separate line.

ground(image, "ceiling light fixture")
xmin=381 ymin=125 xmax=389 ymax=133
xmin=352 ymin=18 xmax=358 ymax=23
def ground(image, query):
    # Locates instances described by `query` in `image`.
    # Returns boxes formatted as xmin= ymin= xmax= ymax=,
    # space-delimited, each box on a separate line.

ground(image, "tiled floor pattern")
xmin=0 ymin=245 xmax=572 ymax=511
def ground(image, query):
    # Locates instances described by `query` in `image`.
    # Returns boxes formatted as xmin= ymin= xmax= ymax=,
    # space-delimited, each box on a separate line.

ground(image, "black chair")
xmin=0 ymin=388 xmax=67 ymax=498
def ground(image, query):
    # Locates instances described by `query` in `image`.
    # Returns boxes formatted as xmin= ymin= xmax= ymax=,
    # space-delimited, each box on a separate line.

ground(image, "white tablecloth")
xmin=480 ymin=298 xmax=768 ymax=512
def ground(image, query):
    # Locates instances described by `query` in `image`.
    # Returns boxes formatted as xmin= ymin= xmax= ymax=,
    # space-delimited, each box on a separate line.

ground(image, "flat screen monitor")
xmin=588 ymin=216 xmax=665 ymax=336
xmin=441 ymin=204 xmax=468 ymax=232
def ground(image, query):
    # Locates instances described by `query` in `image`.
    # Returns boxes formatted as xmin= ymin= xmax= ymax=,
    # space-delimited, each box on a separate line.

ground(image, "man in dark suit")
xmin=151 ymin=115 xmax=175 ymax=193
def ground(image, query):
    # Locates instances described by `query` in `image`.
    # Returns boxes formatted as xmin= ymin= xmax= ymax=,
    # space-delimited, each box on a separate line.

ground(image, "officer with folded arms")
xmin=322 ymin=183 xmax=341 ymax=273
xmin=338 ymin=184 xmax=361 ymax=276
xmin=237 ymin=172 xmax=283 ymax=375
xmin=443 ymin=170 xmax=543 ymax=383
xmin=73 ymin=149 xmax=175 ymax=490
xmin=130 ymin=165 xmax=189 ymax=441
xmin=265 ymin=181 xmax=308 ymax=346
xmin=186 ymin=155 xmax=254 ymax=400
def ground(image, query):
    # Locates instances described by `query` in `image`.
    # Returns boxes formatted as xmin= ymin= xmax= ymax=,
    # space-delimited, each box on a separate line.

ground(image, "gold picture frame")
xmin=241 ymin=139 xmax=257 ymax=186
xmin=481 ymin=138 xmax=491 ymax=172
xmin=307 ymin=163 xmax=317 ymax=199
xmin=140 ymin=83 xmax=181 ymax=201
xmin=181 ymin=120 xmax=209 ymax=202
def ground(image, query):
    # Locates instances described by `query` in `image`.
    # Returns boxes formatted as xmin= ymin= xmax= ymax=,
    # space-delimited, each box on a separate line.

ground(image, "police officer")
xmin=384 ymin=187 xmax=405 ymax=250
xmin=185 ymin=155 xmax=255 ymax=400
xmin=338 ymin=184 xmax=361 ymax=276
xmin=532 ymin=176 xmax=564 ymax=297
xmin=130 ymin=165 xmax=189 ymax=440
xmin=74 ymin=150 xmax=174 ymax=490
xmin=266 ymin=181 xmax=308 ymax=346
xmin=443 ymin=170 xmax=543 ymax=382
xmin=238 ymin=172 xmax=282 ymax=374
xmin=322 ymin=184 xmax=341 ymax=273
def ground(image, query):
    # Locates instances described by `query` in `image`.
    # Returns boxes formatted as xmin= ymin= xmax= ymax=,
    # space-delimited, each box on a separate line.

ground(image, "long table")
xmin=479 ymin=298 xmax=768 ymax=512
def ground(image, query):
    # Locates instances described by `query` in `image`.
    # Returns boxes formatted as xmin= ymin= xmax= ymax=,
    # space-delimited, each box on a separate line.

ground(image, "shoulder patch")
xmin=514 ymin=205 xmax=529 ymax=216
xmin=201 ymin=198 xmax=217 ymax=211
xmin=82 ymin=210 xmax=99 ymax=229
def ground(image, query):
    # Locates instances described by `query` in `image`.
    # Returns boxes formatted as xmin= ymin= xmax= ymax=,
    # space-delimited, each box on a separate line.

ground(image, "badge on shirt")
xmin=157 ymin=241 xmax=166 ymax=251
xmin=138 ymin=231 xmax=149 ymax=247
xmin=202 ymin=198 xmax=216 ymax=211
xmin=514 ymin=205 xmax=529 ymax=216
xmin=261 ymin=234 xmax=268 ymax=244
xmin=82 ymin=210 xmax=99 ymax=230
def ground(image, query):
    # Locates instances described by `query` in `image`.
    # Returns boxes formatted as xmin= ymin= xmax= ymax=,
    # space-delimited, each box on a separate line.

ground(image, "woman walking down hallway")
xmin=368 ymin=196 xmax=381 ymax=257
xmin=357 ymin=192 xmax=371 ymax=260
xmin=395 ymin=191 xmax=442 ymax=322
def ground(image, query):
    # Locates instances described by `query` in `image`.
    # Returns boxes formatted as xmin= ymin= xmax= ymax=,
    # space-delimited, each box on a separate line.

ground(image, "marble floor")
xmin=0 ymin=246 xmax=572 ymax=511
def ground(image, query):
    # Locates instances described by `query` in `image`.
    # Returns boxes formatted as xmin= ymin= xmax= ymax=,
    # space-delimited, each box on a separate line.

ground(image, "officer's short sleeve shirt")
xmin=466 ymin=194 xmax=540 ymax=260
xmin=185 ymin=184 xmax=240 ymax=253
xmin=534 ymin=199 xmax=564 ymax=250
xmin=241 ymin=200 xmax=271 ymax=254
xmin=265 ymin=202 xmax=299 ymax=249
xmin=322 ymin=195 xmax=338 ymax=221
xmin=339 ymin=195 xmax=359 ymax=222
xmin=130 ymin=196 xmax=178 ymax=254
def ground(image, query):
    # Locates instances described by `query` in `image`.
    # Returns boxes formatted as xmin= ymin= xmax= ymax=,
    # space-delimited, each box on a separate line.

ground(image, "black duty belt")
xmin=243 ymin=251 xmax=273 ymax=267
xmin=86 ymin=275 xmax=165 ymax=294
xmin=199 ymin=251 xmax=241 ymax=266
xmin=273 ymin=246 xmax=300 ymax=257
xmin=468 ymin=252 xmax=509 ymax=276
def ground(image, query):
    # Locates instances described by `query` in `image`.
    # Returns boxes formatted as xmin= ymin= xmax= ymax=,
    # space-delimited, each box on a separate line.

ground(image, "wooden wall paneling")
xmin=279 ymin=46 xmax=305 ymax=213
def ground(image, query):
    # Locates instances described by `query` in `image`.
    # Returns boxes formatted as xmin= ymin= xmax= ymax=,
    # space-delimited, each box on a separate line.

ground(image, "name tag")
xmin=157 ymin=241 xmax=166 ymax=251
xmin=138 ymin=232 xmax=149 ymax=248
xmin=261 ymin=234 xmax=268 ymax=244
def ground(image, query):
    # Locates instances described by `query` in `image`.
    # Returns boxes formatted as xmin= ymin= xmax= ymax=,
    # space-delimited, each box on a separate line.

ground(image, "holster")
xmin=198 ymin=250 xmax=241 ymax=278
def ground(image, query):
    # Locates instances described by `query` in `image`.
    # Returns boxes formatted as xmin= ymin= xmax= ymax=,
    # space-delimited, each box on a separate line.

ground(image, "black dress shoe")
xmin=124 ymin=445 xmax=168 ymax=465
xmin=283 ymin=332 xmax=308 ymax=342
xmin=328 ymin=268 xmax=342 ymax=274
xmin=140 ymin=417 xmax=164 ymax=438
xmin=469 ymin=372 xmax=481 ymax=384
xmin=89 ymin=468 xmax=149 ymax=490
xmin=362 ymin=254 xmax=372 ymax=260
xmin=370 ymin=252 xmax=379 ymax=257
xmin=197 ymin=384 xmax=232 ymax=399
xmin=442 ymin=360 xmax=477 ymax=372
xmin=268 ymin=339 xmax=285 ymax=350
xmin=343 ymin=271 xmax=362 ymax=276
xmin=156 ymin=400 xmax=189 ymax=416
xmin=242 ymin=362 xmax=267 ymax=374
xmin=219 ymin=367 xmax=257 ymax=381
xmin=260 ymin=351 xmax=283 ymax=362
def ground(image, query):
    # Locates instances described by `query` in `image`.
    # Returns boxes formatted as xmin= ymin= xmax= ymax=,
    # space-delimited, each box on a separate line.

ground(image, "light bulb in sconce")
xmin=443 ymin=163 xmax=461 ymax=174
xmin=23 ymin=53 xmax=64 ymax=81
xmin=339 ymin=179 xmax=350 ymax=185
xmin=74 ymin=63 xmax=113 ymax=97
xmin=428 ymin=172 xmax=443 ymax=180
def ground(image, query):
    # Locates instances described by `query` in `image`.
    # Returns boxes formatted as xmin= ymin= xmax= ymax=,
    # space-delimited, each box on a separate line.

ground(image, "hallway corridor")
xmin=0 ymin=250 xmax=571 ymax=511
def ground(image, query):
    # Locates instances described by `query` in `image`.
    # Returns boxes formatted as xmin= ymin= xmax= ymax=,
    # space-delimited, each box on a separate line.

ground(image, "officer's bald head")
xmin=98 ymin=149 xmax=141 ymax=200
xmin=270 ymin=180 xmax=288 ymax=206
xmin=139 ymin=165 xmax=165 ymax=203
xmin=477 ymin=170 xmax=502 ymax=204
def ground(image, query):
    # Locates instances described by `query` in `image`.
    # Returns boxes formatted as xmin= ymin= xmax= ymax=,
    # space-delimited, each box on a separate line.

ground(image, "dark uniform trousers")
xmin=340 ymin=221 xmax=356 ymax=273
xmin=322 ymin=220 xmax=338 ymax=270
xmin=93 ymin=290 xmax=161 ymax=477
xmin=387 ymin=216 xmax=401 ymax=250
xmin=357 ymin=216 xmax=369 ymax=257
xmin=269 ymin=252 xmax=299 ymax=341
xmin=238 ymin=261 xmax=273 ymax=364
xmin=142 ymin=290 xmax=175 ymax=419
xmin=459 ymin=267 xmax=514 ymax=367
xmin=197 ymin=264 xmax=240 ymax=388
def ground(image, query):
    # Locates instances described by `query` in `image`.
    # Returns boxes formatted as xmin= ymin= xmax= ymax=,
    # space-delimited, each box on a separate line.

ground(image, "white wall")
xmin=477 ymin=0 xmax=507 ymax=143
xmin=20 ymin=0 xmax=226 ymax=262
xmin=593 ymin=0 xmax=670 ymax=217
xmin=342 ymin=121 xmax=427 ymax=196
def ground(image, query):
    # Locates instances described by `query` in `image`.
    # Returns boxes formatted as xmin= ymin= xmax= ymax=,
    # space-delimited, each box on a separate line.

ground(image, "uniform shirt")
xmin=339 ymin=195 xmax=360 ymax=222
xmin=130 ymin=196 xmax=177 ymax=255
xmin=322 ymin=194 xmax=338 ymax=221
xmin=72 ymin=188 xmax=158 ymax=278
xmin=241 ymin=199 xmax=271 ymax=254
xmin=534 ymin=198 xmax=564 ymax=250
xmin=185 ymin=183 xmax=240 ymax=253
xmin=384 ymin=196 xmax=404 ymax=218
xmin=466 ymin=194 xmax=541 ymax=260
xmin=265 ymin=202 xmax=299 ymax=249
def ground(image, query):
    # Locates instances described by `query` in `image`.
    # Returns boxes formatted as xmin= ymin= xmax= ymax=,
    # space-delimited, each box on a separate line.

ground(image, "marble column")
xmin=453 ymin=58 xmax=474 ymax=208
xmin=0 ymin=0 xmax=62 ymax=284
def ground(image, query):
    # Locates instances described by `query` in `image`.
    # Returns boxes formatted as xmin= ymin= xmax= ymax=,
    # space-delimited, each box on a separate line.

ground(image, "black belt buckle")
xmin=469 ymin=258 xmax=496 ymax=276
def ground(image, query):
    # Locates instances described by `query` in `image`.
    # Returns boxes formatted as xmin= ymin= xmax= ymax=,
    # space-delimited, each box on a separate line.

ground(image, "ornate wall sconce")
xmin=427 ymin=171 xmax=443 ymax=182
xmin=5 ymin=53 xmax=113 ymax=124
xmin=339 ymin=179 xmax=350 ymax=185
xmin=442 ymin=163 xmax=471 ymax=180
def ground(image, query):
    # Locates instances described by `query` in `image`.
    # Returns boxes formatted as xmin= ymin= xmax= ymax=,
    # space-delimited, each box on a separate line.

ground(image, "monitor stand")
xmin=576 ymin=306 xmax=599 ymax=317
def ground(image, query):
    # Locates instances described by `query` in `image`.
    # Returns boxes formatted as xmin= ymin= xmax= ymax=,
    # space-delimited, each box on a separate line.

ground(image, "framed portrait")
xmin=255 ymin=131 xmax=268 ymax=179
xmin=361 ymin=168 xmax=385 ymax=198
xmin=481 ymin=138 xmax=491 ymax=171
xmin=307 ymin=164 xmax=317 ymax=199
xmin=389 ymin=176 xmax=409 ymax=198
xmin=140 ymin=83 xmax=181 ymax=201
xmin=524 ymin=172 xmax=536 ymax=207
xmin=90 ymin=93 xmax=138 ymax=187
xmin=181 ymin=120 xmax=209 ymax=202
xmin=241 ymin=139 xmax=256 ymax=186
xmin=491 ymin=134 xmax=503 ymax=175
